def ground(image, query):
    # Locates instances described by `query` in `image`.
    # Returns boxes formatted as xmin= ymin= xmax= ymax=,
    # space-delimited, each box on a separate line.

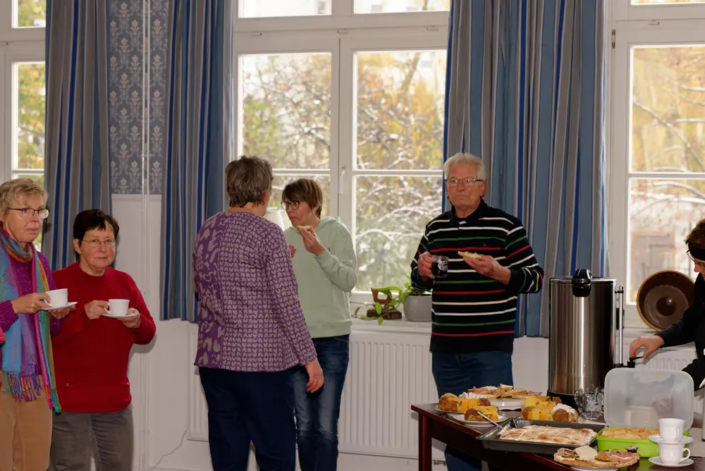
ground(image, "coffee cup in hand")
xmin=658 ymin=418 xmax=685 ymax=443
xmin=108 ymin=299 xmax=130 ymax=317
xmin=45 ymin=289 xmax=68 ymax=308
xmin=659 ymin=442 xmax=691 ymax=465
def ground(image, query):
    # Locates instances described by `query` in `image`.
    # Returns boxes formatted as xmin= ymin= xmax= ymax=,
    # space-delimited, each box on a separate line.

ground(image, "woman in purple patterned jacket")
xmin=192 ymin=156 xmax=324 ymax=471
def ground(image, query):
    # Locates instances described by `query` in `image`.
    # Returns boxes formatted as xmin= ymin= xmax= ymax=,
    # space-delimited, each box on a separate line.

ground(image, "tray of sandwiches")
xmin=477 ymin=419 xmax=604 ymax=455
xmin=468 ymin=385 xmax=544 ymax=410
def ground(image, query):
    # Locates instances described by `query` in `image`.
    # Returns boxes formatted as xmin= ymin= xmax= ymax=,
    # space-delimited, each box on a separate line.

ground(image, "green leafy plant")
xmin=353 ymin=277 xmax=431 ymax=325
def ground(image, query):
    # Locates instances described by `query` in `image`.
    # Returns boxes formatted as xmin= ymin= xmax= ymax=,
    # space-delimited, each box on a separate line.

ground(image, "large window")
xmin=234 ymin=1 xmax=449 ymax=294
xmin=610 ymin=0 xmax=705 ymax=325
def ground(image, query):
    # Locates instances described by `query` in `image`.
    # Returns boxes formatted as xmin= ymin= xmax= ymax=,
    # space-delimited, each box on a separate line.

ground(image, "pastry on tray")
xmin=499 ymin=425 xmax=597 ymax=446
xmin=464 ymin=406 xmax=499 ymax=422
xmin=554 ymin=447 xmax=640 ymax=468
xmin=520 ymin=399 xmax=579 ymax=423
xmin=600 ymin=427 xmax=659 ymax=440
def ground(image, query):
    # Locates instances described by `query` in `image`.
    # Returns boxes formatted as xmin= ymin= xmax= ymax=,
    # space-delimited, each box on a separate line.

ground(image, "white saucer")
xmin=104 ymin=311 xmax=138 ymax=319
xmin=649 ymin=434 xmax=693 ymax=445
xmin=46 ymin=301 xmax=77 ymax=310
xmin=649 ymin=457 xmax=694 ymax=467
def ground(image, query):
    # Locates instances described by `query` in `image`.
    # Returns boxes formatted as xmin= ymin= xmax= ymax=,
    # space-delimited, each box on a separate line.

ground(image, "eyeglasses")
xmin=446 ymin=178 xmax=485 ymax=186
xmin=8 ymin=207 xmax=49 ymax=219
xmin=82 ymin=239 xmax=116 ymax=249
xmin=281 ymin=201 xmax=300 ymax=211
xmin=687 ymin=251 xmax=705 ymax=269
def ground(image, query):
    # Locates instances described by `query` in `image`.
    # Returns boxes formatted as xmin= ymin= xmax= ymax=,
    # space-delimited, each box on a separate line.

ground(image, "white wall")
xmin=112 ymin=195 xmax=550 ymax=471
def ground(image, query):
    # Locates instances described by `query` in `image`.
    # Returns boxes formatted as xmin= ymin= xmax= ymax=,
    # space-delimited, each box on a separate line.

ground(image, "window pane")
xmin=355 ymin=0 xmax=450 ymax=14
xmin=628 ymin=178 xmax=705 ymax=301
xmin=17 ymin=0 xmax=46 ymax=27
xmin=241 ymin=53 xmax=331 ymax=170
xmin=16 ymin=63 xmax=46 ymax=172
xmin=356 ymin=50 xmax=446 ymax=170
xmin=355 ymin=176 xmax=442 ymax=291
xmin=632 ymin=0 xmax=705 ymax=4
xmin=631 ymin=46 xmax=705 ymax=173
xmin=240 ymin=0 xmax=331 ymax=18
xmin=269 ymin=175 xmax=331 ymax=224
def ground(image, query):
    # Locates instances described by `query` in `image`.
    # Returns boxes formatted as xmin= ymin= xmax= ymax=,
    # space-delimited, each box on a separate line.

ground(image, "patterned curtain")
xmin=161 ymin=0 xmax=233 ymax=321
xmin=43 ymin=0 xmax=112 ymax=270
xmin=444 ymin=0 xmax=608 ymax=337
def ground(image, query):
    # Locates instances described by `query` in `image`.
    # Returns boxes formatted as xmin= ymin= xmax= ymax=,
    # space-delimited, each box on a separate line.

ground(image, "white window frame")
xmin=610 ymin=0 xmax=705 ymax=327
xmin=232 ymin=1 xmax=449 ymax=301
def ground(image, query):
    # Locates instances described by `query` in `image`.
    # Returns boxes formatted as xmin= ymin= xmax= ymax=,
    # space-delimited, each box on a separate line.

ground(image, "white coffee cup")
xmin=45 ymin=289 xmax=68 ymax=308
xmin=659 ymin=442 xmax=691 ymax=465
xmin=658 ymin=418 xmax=685 ymax=443
xmin=109 ymin=299 xmax=130 ymax=317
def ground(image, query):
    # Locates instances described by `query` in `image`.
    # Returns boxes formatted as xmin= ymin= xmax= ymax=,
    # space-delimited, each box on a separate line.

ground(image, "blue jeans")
xmin=199 ymin=367 xmax=296 ymax=471
xmin=432 ymin=351 xmax=513 ymax=471
xmin=292 ymin=334 xmax=350 ymax=471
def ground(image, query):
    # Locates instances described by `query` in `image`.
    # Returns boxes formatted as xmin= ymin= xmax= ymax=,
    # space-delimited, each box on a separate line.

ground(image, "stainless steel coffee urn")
xmin=547 ymin=269 xmax=624 ymax=406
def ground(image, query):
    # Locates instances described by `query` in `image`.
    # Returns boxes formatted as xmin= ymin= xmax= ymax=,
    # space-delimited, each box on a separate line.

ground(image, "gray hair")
xmin=225 ymin=156 xmax=273 ymax=208
xmin=0 ymin=178 xmax=48 ymax=213
xmin=443 ymin=153 xmax=487 ymax=181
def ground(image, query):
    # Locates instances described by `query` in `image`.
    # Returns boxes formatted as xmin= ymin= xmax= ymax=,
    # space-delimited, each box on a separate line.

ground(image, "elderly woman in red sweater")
xmin=49 ymin=209 xmax=156 ymax=471
xmin=0 ymin=178 xmax=71 ymax=471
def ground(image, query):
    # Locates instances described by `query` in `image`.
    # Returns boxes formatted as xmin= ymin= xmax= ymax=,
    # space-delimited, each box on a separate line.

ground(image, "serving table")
xmin=412 ymin=403 xmax=703 ymax=470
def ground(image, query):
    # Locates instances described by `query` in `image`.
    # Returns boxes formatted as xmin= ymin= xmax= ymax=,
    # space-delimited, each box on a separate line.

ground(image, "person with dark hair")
xmin=193 ymin=157 xmax=323 ymax=471
xmin=281 ymin=178 xmax=356 ymax=471
xmin=48 ymin=209 xmax=155 ymax=471
xmin=631 ymin=219 xmax=705 ymax=390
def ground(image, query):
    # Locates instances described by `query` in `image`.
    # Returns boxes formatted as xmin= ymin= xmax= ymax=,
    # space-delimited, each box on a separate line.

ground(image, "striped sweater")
xmin=411 ymin=200 xmax=543 ymax=354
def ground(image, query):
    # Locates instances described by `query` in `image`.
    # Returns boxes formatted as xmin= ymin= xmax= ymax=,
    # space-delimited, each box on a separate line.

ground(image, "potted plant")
xmin=401 ymin=279 xmax=432 ymax=322
xmin=354 ymin=286 xmax=403 ymax=325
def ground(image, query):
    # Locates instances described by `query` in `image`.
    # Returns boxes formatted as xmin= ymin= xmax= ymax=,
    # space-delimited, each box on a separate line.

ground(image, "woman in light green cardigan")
xmin=282 ymin=179 xmax=357 ymax=471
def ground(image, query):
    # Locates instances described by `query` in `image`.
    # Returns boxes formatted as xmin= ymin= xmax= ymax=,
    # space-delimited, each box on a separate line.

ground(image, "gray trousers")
xmin=49 ymin=406 xmax=133 ymax=471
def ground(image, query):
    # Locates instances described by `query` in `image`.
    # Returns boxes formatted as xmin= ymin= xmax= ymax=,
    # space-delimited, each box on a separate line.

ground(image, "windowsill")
xmin=351 ymin=316 xmax=431 ymax=335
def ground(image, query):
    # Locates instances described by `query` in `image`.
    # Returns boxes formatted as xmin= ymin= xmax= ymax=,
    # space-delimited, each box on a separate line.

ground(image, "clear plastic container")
xmin=597 ymin=368 xmax=694 ymax=457
xmin=603 ymin=368 xmax=694 ymax=429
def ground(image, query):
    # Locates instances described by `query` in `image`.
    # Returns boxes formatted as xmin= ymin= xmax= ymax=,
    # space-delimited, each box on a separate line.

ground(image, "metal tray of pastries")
xmin=477 ymin=419 xmax=604 ymax=455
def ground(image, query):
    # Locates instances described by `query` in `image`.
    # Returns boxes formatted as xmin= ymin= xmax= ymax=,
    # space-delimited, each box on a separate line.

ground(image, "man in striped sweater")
xmin=411 ymin=153 xmax=543 ymax=471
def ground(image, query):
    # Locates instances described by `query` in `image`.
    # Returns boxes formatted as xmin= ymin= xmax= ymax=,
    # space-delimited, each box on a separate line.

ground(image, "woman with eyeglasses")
xmin=0 ymin=178 xmax=73 ymax=470
xmin=281 ymin=179 xmax=357 ymax=471
xmin=48 ymin=209 xmax=155 ymax=471
xmin=630 ymin=219 xmax=705 ymax=390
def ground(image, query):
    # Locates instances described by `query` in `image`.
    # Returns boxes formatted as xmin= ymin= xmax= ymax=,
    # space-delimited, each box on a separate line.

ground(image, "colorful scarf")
xmin=0 ymin=228 xmax=60 ymax=412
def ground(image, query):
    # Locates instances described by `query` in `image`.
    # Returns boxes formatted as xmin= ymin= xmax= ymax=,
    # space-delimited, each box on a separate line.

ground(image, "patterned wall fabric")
xmin=44 ymin=0 xmax=112 ymax=270
xmin=107 ymin=0 xmax=168 ymax=195
xmin=444 ymin=0 xmax=607 ymax=337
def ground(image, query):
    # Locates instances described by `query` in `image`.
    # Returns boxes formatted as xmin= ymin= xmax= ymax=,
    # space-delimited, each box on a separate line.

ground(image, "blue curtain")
xmin=444 ymin=0 xmax=608 ymax=337
xmin=161 ymin=0 xmax=232 ymax=321
xmin=43 ymin=0 xmax=112 ymax=270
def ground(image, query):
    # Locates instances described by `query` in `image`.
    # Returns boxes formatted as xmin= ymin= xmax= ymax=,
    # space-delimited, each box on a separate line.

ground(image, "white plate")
xmin=570 ymin=466 xmax=618 ymax=471
xmin=649 ymin=434 xmax=693 ymax=445
xmin=648 ymin=457 xmax=694 ymax=467
xmin=490 ymin=398 xmax=524 ymax=410
xmin=104 ymin=311 xmax=139 ymax=319
xmin=433 ymin=405 xmax=463 ymax=417
xmin=453 ymin=414 xmax=508 ymax=426
xmin=46 ymin=301 xmax=77 ymax=310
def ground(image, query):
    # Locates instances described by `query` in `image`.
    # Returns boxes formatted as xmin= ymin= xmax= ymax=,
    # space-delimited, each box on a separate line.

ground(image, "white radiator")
xmin=186 ymin=326 xmax=439 ymax=459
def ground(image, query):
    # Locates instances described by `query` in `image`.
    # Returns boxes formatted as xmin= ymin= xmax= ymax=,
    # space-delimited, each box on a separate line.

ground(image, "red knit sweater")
xmin=51 ymin=262 xmax=156 ymax=412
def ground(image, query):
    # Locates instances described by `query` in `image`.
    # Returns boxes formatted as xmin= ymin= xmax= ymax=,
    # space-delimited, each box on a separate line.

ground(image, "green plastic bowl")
xmin=596 ymin=430 xmax=691 ymax=458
